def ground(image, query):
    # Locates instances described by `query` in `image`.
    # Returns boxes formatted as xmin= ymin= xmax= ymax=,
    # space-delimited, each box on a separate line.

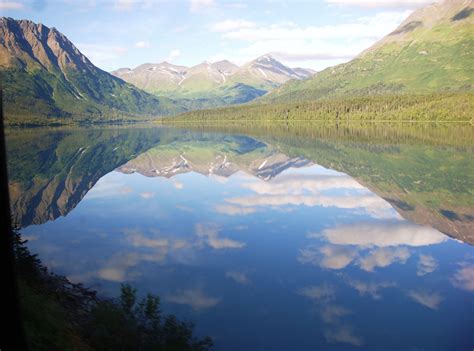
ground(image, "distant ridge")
xmin=111 ymin=54 xmax=315 ymax=107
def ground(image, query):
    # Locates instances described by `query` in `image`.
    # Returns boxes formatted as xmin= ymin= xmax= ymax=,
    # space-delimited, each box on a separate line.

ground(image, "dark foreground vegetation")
xmin=12 ymin=229 xmax=213 ymax=350
xmin=165 ymin=93 xmax=474 ymax=122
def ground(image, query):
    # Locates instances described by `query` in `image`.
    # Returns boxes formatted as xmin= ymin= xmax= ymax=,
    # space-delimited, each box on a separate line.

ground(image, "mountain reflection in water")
xmin=7 ymin=123 xmax=474 ymax=350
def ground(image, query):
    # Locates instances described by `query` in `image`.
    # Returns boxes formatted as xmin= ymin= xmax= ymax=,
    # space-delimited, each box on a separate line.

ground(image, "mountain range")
xmin=111 ymin=55 xmax=315 ymax=107
xmin=261 ymin=0 xmax=473 ymax=103
xmin=0 ymin=17 xmax=185 ymax=122
xmin=1 ymin=0 xmax=472 ymax=123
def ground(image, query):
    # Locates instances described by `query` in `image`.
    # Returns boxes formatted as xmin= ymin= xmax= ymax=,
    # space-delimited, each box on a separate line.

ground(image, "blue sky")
xmin=0 ymin=0 xmax=437 ymax=71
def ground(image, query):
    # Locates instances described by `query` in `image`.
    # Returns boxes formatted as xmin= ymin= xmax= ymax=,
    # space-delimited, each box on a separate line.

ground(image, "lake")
xmin=6 ymin=122 xmax=474 ymax=350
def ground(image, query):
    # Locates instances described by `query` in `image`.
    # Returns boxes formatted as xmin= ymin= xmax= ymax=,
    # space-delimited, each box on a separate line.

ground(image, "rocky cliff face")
xmin=0 ymin=18 xmax=93 ymax=72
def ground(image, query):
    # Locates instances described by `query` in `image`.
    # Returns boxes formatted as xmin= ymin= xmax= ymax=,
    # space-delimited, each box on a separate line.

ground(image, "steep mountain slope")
xmin=0 ymin=17 xmax=185 ymax=122
xmin=111 ymin=54 xmax=314 ymax=107
xmin=261 ymin=0 xmax=474 ymax=103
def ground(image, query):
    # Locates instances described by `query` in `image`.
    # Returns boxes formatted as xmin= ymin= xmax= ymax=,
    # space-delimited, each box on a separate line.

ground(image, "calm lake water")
xmin=6 ymin=123 xmax=474 ymax=350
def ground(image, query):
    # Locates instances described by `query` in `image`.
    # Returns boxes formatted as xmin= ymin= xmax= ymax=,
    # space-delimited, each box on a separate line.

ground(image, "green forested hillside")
xmin=166 ymin=93 xmax=474 ymax=122
xmin=260 ymin=0 xmax=474 ymax=104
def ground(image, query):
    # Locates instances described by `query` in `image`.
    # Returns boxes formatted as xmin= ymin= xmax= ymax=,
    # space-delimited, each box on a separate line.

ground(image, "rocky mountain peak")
xmin=0 ymin=16 xmax=93 ymax=71
xmin=211 ymin=60 xmax=239 ymax=74
xmin=254 ymin=54 xmax=276 ymax=63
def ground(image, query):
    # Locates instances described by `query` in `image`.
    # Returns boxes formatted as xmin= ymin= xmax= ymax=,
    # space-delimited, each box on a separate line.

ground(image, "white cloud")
xmin=226 ymin=2 xmax=248 ymax=9
xmin=77 ymin=43 xmax=127 ymax=69
xmin=347 ymin=280 xmax=396 ymax=299
xmin=452 ymin=264 xmax=474 ymax=291
xmin=271 ymin=50 xmax=355 ymax=61
xmin=298 ymin=284 xmax=336 ymax=301
xmin=226 ymin=193 xmax=394 ymax=218
xmin=189 ymin=0 xmax=215 ymax=12
xmin=97 ymin=267 xmax=127 ymax=282
xmin=166 ymin=288 xmax=221 ymax=310
xmin=172 ymin=25 xmax=190 ymax=33
xmin=139 ymin=191 xmax=155 ymax=199
xmin=320 ymin=305 xmax=352 ymax=323
xmin=299 ymin=245 xmax=357 ymax=270
xmin=303 ymin=220 xmax=447 ymax=272
xmin=171 ymin=178 xmax=184 ymax=189
xmin=22 ymin=234 xmax=39 ymax=241
xmin=324 ymin=325 xmax=364 ymax=346
xmin=211 ymin=19 xmax=256 ymax=32
xmin=115 ymin=0 xmax=134 ymax=10
xmin=176 ymin=204 xmax=194 ymax=212
xmin=195 ymin=223 xmax=246 ymax=249
xmin=0 ymin=1 xmax=24 ymax=9
xmin=358 ymin=247 xmax=410 ymax=272
xmin=320 ymin=222 xmax=447 ymax=248
xmin=173 ymin=239 xmax=190 ymax=249
xmin=97 ymin=252 xmax=141 ymax=282
xmin=167 ymin=49 xmax=181 ymax=61
xmin=124 ymin=229 xmax=169 ymax=249
xmin=135 ymin=40 xmax=151 ymax=48
xmin=215 ymin=204 xmax=257 ymax=216
xmin=211 ymin=10 xmax=410 ymax=69
xmin=222 ymin=171 xmax=396 ymax=219
xmin=321 ymin=245 xmax=359 ymax=269
xmin=218 ymin=14 xmax=409 ymax=42
xmin=416 ymin=254 xmax=438 ymax=276
xmin=408 ymin=290 xmax=443 ymax=310
xmin=114 ymin=0 xmax=153 ymax=11
xmin=226 ymin=270 xmax=250 ymax=284
xmin=242 ymin=173 xmax=365 ymax=196
xmin=84 ymin=176 xmax=133 ymax=199
xmin=325 ymin=0 xmax=438 ymax=9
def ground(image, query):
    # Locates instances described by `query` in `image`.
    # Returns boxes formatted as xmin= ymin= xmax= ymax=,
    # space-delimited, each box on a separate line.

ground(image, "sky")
xmin=0 ymin=0 xmax=439 ymax=71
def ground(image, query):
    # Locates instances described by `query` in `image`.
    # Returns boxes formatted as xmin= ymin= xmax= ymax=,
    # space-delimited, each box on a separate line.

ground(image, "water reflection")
xmin=7 ymin=124 xmax=474 ymax=350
